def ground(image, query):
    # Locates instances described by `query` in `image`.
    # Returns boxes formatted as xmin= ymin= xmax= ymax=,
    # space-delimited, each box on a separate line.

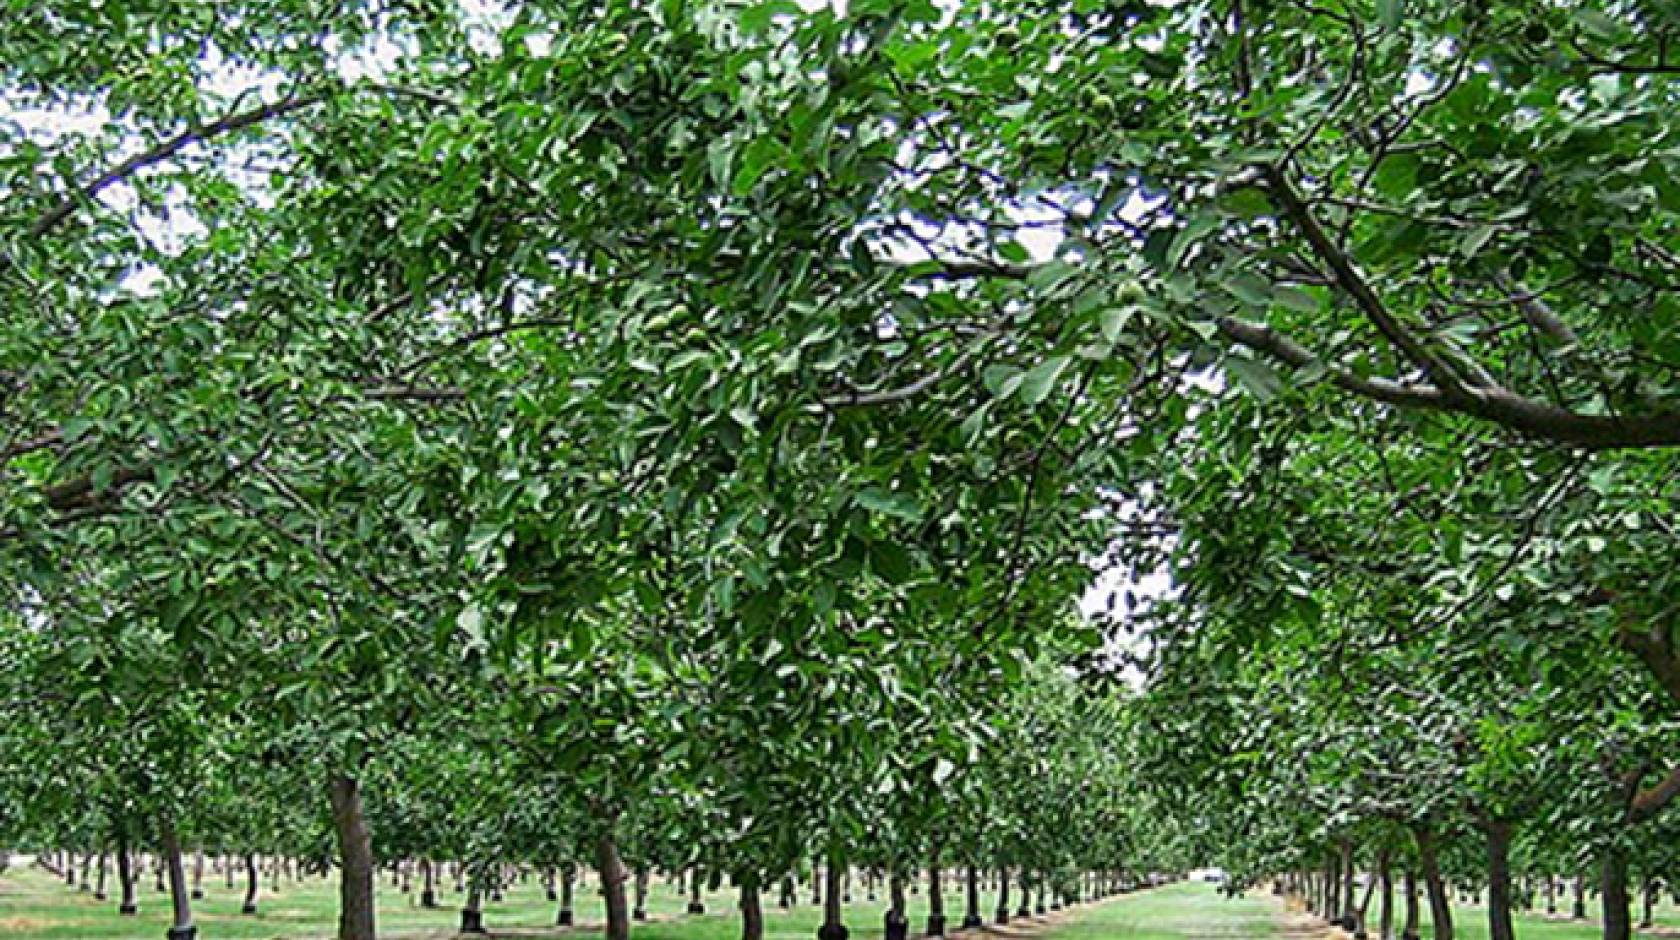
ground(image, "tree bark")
xmin=686 ymin=866 xmax=704 ymax=914
xmin=1015 ymin=868 xmax=1030 ymax=918
xmin=964 ymin=865 xmax=983 ymax=928
xmin=634 ymin=867 xmax=650 ymax=921
xmin=740 ymin=873 xmax=764 ymax=940
xmin=328 ymin=774 xmax=377 ymax=940
xmin=818 ymin=852 xmax=848 ymax=940
xmin=1414 ymin=825 xmax=1454 ymax=940
xmin=243 ymin=853 xmax=260 ymax=914
xmin=1641 ymin=877 xmax=1656 ymax=929
xmin=1340 ymin=842 xmax=1357 ymax=930
xmin=560 ymin=861 xmax=577 ymax=925
xmin=1401 ymin=868 xmax=1419 ymax=940
xmin=191 ymin=848 xmax=204 ymax=900
xmin=1575 ymin=874 xmax=1588 ymax=919
xmin=1603 ymin=846 xmax=1631 ymax=940
xmin=462 ymin=883 xmax=486 ymax=934
xmin=1377 ymin=852 xmax=1393 ymax=940
xmin=117 ymin=838 xmax=138 ymax=915
xmin=161 ymin=821 xmax=197 ymax=940
xmin=927 ymin=859 xmax=946 ymax=937
xmin=995 ymin=866 xmax=1011 ymax=924
xmin=885 ymin=870 xmax=909 ymax=940
xmin=1484 ymin=819 xmax=1516 ymax=940
xmin=596 ymin=832 xmax=629 ymax=940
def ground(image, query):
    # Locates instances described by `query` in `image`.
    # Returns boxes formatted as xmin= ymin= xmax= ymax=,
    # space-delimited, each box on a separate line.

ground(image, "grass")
xmin=2 ymin=868 xmax=1670 ymax=940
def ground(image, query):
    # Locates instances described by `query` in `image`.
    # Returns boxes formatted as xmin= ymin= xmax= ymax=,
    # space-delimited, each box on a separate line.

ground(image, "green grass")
xmin=3 ymin=868 xmax=1665 ymax=940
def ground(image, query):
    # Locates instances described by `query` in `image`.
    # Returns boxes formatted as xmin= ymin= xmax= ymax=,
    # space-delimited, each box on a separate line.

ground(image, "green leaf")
xmin=1019 ymin=355 xmax=1070 ymax=406
xmin=855 ymin=487 xmax=923 ymax=523
xmin=1226 ymin=356 xmax=1284 ymax=402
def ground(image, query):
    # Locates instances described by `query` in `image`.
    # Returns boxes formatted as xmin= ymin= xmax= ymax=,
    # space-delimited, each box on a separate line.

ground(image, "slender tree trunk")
xmin=1548 ymin=877 xmax=1557 ymax=915
xmin=421 ymin=858 xmax=438 ymax=908
xmin=117 ymin=839 xmax=138 ymax=915
xmin=1415 ymin=825 xmax=1454 ymax=940
xmin=94 ymin=852 xmax=108 ymax=900
xmin=161 ymin=822 xmax=197 ymax=940
xmin=963 ymin=865 xmax=983 ymax=928
xmin=995 ymin=866 xmax=1011 ymax=925
xmin=1340 ymin=842 xmax=1357 ymax=930
xmin=1484 ymin=820 xmax=1516 ymax=940
xmin=1355 ymin=855 xmax=1378 ymax=939
xmin=1640 ymin=877 xmax=1656 ymax=929
xmin=1576 ymin=874 xmax=1589 ymax=919
xmin=634 ymin=868 xmax=650 ymax=921
xmin=1402 ymin=869 xmax=1420 ymax=940
xmin=741 ymin=873 xmax=765 ymax=940
xmin=597 ymin=832 xmax=629 ymax=940
xmin=1603 ymin=847 xmax=1632 ymax=940
xmin=1015 ymin=869 xmax=1030 ymax=918
xmin=242 ymin=853 xmax=260 ymax=914
xmin=884 ymin=870 xmax=909 ymax=940
xmin=1378 ymin=852 xmax=1393 ymax=940
xmin=927 ymin=859 xmax=946 ymax=937
xmin=190 ymin=848 xmax=204 ymax=900
xmin=328 ymin=774 xmax=377 ymax=940
xmin=79 ymin=852 xmax=91 ymax=891
xmin=817 ymin=851 xmax=848 ymax=940
xmin=686 ymin=867 xmax=704 ymax=915
xmin=810 ymin=860 xmax=821 ymax=906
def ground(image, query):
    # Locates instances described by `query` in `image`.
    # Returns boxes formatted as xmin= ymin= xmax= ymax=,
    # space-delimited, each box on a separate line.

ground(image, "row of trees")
xmin=4 ymin=1 xmax=1678 ymax=940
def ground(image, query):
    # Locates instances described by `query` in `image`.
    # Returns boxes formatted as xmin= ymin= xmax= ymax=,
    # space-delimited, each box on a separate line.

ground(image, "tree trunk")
xmin=1413 ymin=825 xmax=1454 ymax=940
xmin=94 ymin=852 xmax=108 ymax=900
xmin=1640 ymin=877 xmax=1656 ymax=929
xmin=1484 ymin=820 xmax=1516 ymax=940
xmin=686 ymin=867 xmax=704 ymax=915
xmin=1603 ymin=847 xmax=1632 ymax=940
xmin=634 ymin=868 xmax=650 ymax=921
xmin=243 ymin=853 xmax=260 ymax=914
xmin=818 ymin=852 xmax=848 ymax=940
xmin=1378 ymin=852 xmax=1393 ymax=940
xmin=559 ymin=862 xmax=577 ymax=925
xmin=421 ymin=858 xmax=438 ymax=908
xmin=740 ymin=873 xmax=764 ymax=940
xmin=462 ymin=884 xmax=486 ymax=934
xmin=1401 ymin=869 xmax=1420 ymax=940
xmin=1548 ymin=877 xmax=1557 ymax=915
xmin=328 ymin=774 xmax=377 ymax=940
xmin=1576 ymin=874 xmax=1589 ymax=919
xmin=810 ymin=860 xmax=821 ymax=906
xmin=1015 ymin=869 xmax=1030 ymax=918
xmin=964 ymin=865 xmax=983 ymax=928
xmin=1340 ymin=842 xmax=1357 ymax=930
xmin=161 ymin=821 xmax=197 ymax=940
xmin=190 ymin=848 xmax=204 ymax=900
xmin=79 ymin=852 xmax=92 ymax=891
xmin=927 ymin=859 xmax=946 ymax=937
xmin=995 ymin=866 xmax=1011 ymax=924
xmin=596 ymin=832 xmax=629 ymax=940
xmin=117 ymin=839 xmax=138 ymax=915
xmin=884 ymin=870 xmax=909 ymax=940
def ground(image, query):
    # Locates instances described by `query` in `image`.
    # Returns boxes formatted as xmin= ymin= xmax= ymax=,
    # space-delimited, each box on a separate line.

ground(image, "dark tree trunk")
xmin=1401 ymin=869 xmax=1420 ymax=940
xmin=328 ymin=774 xmax=377 ymax=940
xmin=1415 ymin=825 xmax=1454 ymax=940
xmin=1576 ymin=875 xmax=1589 ymax=919
xmin=1340 ymin=842 xmax=1357 ymax=930
xmin=462 ymin=884 xmax=486 ymax=934
xmin=161 ymin=822 xmax=197 ymax=940
xmin=79 ymin=852 xmax=91 ymax=891
xmin=191 ymin=849 xmax=204 ymax=900
xmin=927 ymin=860 xmax=946 ymax=937
xmin=686 ymin=867 xmax=704 ymax=915
xmin=780 ymin=875 xmax=795 ymax=909
xmin=596 ymin=832 xmax=629 ymax=940
xmin=810 ymin=860 xmax=821 ymax=906
xmin=963 ymin=865 xmax=983 ymax=929
xmin=1547 ymin=877 xmax=1557 ymax=915
xmin=1355 ymin=856 xmax=1378 ymax=939
xmin=117 ymin=839 xmax=138 ymax=915
xmin=817 ymin=853 xmax=848 ymax=940
xmin=995 ymin=867 xmax=1011 ymax=925
xmin=1640 ymin=877 xmax=1656 ymax=929
xmin=1603 ymin=847 xmax=1632 ymax=940
xmin=1015 ymin=869 xmax=1030 ymax=918
xmin=635 ymin=868 xmax=650 ymax=921
xmin=421 ymin=858 xmax=438 ymax=908
xmin=1484 ymin=819 xmax=1516 ymax=940
xmin=1377 ymin=852 xmax=1393 ymax=940
xmin=94 ymin=852 xmax=108 ymax=900
xmin=884 ymin=870 xmax=909 ymax=940
xmin=224 ymin=855 xmax=234 ymax=890
xmin=242 ymin=853 xmax=260 ymax=914
xmin=740 ymin=873 xmax=764 ymax=940
xmin=560 ymin=862 xmax=578 ymax=926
